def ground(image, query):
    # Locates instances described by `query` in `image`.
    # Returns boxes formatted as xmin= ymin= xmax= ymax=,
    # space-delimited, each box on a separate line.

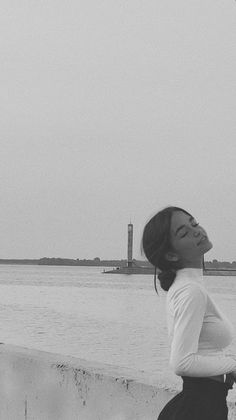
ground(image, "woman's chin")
xmin=203 ymin=240 xmax=213 ymax=254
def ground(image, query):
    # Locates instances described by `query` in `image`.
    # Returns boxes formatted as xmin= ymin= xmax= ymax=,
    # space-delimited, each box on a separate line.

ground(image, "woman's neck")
xmin=181 ymin=258 xmax=203 ymax=269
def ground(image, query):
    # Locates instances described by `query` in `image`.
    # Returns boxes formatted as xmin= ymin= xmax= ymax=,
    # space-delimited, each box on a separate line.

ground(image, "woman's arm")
xmin=169 ymin=283 xmax=236 ymax=377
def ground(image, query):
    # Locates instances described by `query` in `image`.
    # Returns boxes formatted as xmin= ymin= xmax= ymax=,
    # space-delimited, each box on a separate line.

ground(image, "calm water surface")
xmin=0 ymin=265 xmax=236 ymax=388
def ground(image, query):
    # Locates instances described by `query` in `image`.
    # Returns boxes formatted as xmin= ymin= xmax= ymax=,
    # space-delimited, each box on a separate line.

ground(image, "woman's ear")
xmin=165 ymin=252 xmax=179 ymax=262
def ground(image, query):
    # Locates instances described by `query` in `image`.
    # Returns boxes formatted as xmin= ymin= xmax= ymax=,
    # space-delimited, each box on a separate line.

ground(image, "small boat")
xmin=103 ymin=265 xmax=154 ymax=275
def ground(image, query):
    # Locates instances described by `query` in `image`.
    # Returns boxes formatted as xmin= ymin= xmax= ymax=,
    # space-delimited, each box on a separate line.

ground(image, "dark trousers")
xmin=157 ymin=376 xmax=233 ymax=420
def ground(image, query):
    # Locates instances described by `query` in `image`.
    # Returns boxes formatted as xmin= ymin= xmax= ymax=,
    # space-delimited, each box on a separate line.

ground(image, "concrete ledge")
xmin=0 ymin=344 xmax=235 ymax=419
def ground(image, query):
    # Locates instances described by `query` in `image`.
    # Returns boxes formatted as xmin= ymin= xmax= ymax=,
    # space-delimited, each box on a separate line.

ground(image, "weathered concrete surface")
xmin=0 ymin=344 xmax=235 ymax=419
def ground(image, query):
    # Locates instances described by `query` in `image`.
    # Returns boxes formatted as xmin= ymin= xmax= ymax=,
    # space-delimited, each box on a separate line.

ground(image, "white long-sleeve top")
xmin=166 ymin=268 xmax=236 ymax=377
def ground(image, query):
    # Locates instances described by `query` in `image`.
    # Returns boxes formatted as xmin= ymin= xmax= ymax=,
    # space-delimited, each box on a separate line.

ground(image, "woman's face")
xmin=168 ymin=211 xmax=212 ymax=265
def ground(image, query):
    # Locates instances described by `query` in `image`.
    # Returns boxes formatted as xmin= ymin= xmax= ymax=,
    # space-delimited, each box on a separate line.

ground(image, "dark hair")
xmin=141 ymin=206 xmax=192 ymax=292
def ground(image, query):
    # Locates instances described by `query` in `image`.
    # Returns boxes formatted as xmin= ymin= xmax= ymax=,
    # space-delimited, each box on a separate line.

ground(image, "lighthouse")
xmin=127 ymin=223 xmax=133 ymax=268
xmin=102 ymin=222 xmax=154 ymax=274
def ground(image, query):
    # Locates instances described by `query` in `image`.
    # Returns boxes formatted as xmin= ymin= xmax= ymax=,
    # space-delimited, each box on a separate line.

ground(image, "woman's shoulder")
xmin=167 ymin=276 xmax=207 ymax=305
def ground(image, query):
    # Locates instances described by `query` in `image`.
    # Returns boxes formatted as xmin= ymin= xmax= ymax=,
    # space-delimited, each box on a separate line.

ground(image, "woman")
xmin=142 ymin=206 xmax=236 ymax=420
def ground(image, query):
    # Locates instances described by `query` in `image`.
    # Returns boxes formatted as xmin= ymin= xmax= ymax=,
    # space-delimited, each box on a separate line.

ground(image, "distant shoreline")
xmin=0 ymin=258 xmax=236 ymax=272
xmin=0 ymin=258 xmax=147 ymax=268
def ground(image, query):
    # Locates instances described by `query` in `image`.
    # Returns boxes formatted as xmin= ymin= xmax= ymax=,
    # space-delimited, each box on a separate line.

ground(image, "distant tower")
xmin=127 ymin=223 xmax=133 ymax=267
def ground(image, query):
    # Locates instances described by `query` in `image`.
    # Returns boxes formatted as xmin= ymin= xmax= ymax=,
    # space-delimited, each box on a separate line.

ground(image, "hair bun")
xmin=158 ymin=269 xmax=176 ymax=291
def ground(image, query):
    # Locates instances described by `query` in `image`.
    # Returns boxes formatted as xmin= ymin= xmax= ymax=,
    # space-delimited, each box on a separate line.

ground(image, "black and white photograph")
xmin=1 ymin=0 xmax=236 ymax=419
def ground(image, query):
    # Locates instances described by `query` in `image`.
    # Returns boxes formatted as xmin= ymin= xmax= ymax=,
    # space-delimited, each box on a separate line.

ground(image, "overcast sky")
xmin=1 ymin=0 xmax=236 ymax=261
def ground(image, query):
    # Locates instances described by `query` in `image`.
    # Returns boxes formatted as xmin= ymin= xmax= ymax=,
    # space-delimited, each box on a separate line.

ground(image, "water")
xmin=0 ymin=265 xmax=236 ymax=388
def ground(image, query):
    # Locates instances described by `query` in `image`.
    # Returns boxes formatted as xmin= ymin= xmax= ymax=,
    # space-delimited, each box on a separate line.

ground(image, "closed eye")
xmin=181 ymin=222 xmax=199 ymax=238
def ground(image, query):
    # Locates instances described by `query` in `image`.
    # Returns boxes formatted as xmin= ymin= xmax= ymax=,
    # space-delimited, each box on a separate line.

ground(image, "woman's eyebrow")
xmin=175 ymin=216 xmax=194 ymax=236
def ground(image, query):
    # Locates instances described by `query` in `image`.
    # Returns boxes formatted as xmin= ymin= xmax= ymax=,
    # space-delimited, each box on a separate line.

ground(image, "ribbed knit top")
xmin=166 ymin=268 xmax=236 ymax=377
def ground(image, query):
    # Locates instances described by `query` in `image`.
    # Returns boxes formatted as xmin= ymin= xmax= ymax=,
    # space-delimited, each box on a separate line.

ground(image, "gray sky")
xmin=1 ymin=0 xmax=236 ymax=261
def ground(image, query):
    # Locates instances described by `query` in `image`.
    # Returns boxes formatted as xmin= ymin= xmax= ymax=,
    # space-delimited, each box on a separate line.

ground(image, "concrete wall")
xmin=0 ymin=344 xmax=235 ymax=420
